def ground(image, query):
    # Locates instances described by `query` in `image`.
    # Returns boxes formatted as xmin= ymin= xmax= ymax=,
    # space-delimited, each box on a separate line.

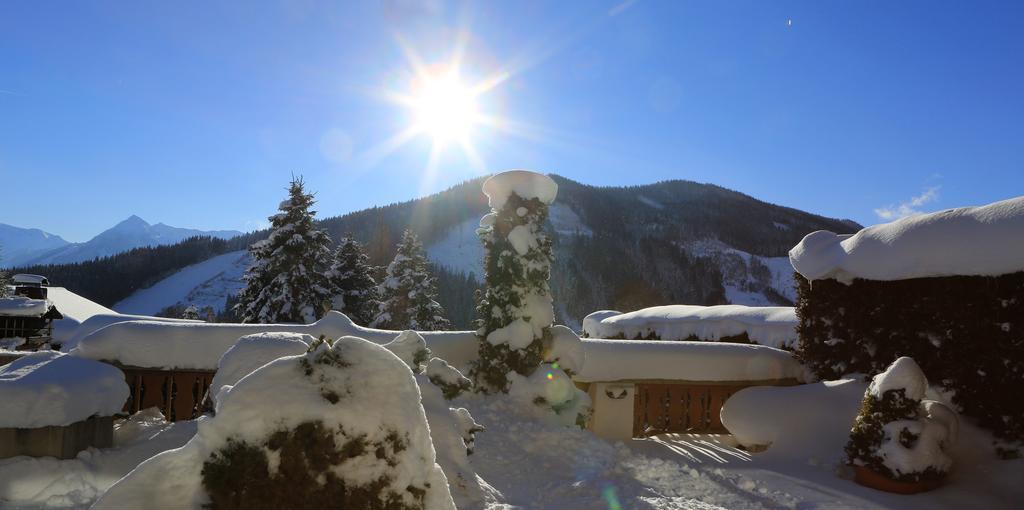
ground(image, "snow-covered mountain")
xmin=8 ymin=215 xmax=242 ymax=266
xmin=0 ymin=223 xmax=71 ymax=267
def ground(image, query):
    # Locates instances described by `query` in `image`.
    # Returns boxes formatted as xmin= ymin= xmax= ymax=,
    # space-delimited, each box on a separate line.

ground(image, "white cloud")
xmin=874 ymin=186 xmax=940 ymax=220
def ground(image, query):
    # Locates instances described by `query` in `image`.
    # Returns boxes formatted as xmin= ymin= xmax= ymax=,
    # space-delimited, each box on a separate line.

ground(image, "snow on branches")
xmin=235 ymin=177 xmax=334 ymax=324
xmin=371 ymin=229 xmax=451 ymax=331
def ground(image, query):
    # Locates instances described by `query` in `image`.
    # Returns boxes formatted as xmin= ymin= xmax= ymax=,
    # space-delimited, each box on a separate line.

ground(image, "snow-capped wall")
xmin=575 ymin=339 xmax=806 ymax=383
xmin=583 ymin=304 xmax=798 ymax=349
xmin=790 ymin=195 xmax=1024 ymax=283
xmin=58 ymin=313 xmax=200 ymax=352
xmin=0 ymin=351 xmax=129 ymax=428
xmin=72 ymin=311 xmax=478 ymax=370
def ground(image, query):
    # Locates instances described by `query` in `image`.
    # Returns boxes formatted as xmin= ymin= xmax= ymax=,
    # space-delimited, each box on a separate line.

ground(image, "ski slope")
xmin=113 ymin=251 xmax=249 ymax=315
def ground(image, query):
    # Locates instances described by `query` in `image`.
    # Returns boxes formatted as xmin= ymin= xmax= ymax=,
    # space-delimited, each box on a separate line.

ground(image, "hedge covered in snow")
xmin=581 ymin=305 xmax=798 ymax=349
xmin=794 ymin=269 xmax=1024 ymax=453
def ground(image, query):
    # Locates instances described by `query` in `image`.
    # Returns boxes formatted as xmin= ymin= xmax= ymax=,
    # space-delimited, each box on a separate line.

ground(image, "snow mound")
xmin=482 ymin=170 xmax=558 ymax=210
xmin=210 ymin=332 xmax=314 ymax=402
xmin=92 ymin=336 xmax=455 ymax=510
xmin=0 ymin=351 xmax=129 ymax=428
xmin=72 ymin=311 xmax=479 ymax=370
xmin=721 ymin=378 xmax=867 ymax=457
xmin=790 ymin=195 xmax=1024 ymax=282
xmin=576 ymin=339 xmax=805 ymax=383
xmin=581 ymin=310 xmax=622 ymax=337
xmin=584 ymin=304 xmax=797 ymax=349
xmin=869 ymin=356 xmax=927 ymax=401
xmin=0 ymin=296 xmax=48 ymax=317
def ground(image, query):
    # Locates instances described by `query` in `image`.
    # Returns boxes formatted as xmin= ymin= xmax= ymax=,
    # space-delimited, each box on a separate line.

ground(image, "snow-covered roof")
xmin=0 ymin=351 xmax=129 ymax=428
xmin=12 ymin=274 xmax=49 ymax=286
xmin=482 ymin=170 xmax=558 ymax=210
xmin=575 ymin=339 xmax=806 ymax=383
xmin=72 ymin=311 xmax=479 ymax=370
xmin=0 ymin=296 xmax=49 ymax=317
xmin=46 ymin=287 xmax=115 ymax=323
xmin=583 ymin=305 xmax=797 ymax=349
xmin=790 ymin=195 xmax=1024 ymax=282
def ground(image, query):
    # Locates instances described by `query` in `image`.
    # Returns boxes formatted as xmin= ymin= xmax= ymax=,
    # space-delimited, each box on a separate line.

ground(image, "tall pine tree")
xmin=327 ymin=233 xmax=380 ymax=326
xmin=235 ymin=177 xmax=334 ymax=324
xmin=371 ymin=229 xmax=451 ymax=331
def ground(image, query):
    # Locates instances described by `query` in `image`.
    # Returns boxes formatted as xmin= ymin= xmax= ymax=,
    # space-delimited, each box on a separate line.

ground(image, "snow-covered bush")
xmin=426 ymin=357 xmax=473 ymax=400
xmin=469 ymin=170 xmax=590 ymax=425
xmin=235 ymin=177 xmax=334 ymax=324
xmin=846 ymin=357 xmax=954 ymax=483
xmin=372 ymin=229 xmax=451 ymax=331
xmin=92 ymin=336 xmax=455 ymax=510
xmin=327 ymin=233 xmax=380 ymax=326
xmin=468 ymin=171 xmax=590 ymax=427
xmin=416 ymin=373 xmax=485 ymax=507
xmin=210 ymin=332 xmax=314 ymax=402
xmin=383 ymin=329 xmax=431 ymax=370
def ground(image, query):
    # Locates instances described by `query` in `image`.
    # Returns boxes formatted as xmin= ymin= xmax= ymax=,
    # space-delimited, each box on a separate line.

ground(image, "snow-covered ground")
xmin=1 ymin=375 xmax=1020 ymax=509
xmin=113 ymin=250 xmax=249 ymax=315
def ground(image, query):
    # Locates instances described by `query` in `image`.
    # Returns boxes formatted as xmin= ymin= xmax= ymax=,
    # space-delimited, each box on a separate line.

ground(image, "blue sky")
xmin=1 ymin=1 xmax=1022 ymax=242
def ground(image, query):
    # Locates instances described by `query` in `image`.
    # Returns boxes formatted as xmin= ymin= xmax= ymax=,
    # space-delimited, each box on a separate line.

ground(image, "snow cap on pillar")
xmin=482 ymin=170 xmax=558 ymax=210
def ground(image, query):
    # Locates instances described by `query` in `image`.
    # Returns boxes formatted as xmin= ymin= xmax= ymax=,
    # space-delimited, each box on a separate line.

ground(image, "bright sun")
xmin=412 ymin=73 xmax=480 ymax=143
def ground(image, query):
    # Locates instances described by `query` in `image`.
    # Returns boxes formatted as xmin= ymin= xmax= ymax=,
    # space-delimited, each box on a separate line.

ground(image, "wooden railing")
xmin=632 ymin=379 xmax=799 ymax=437
xmin=118 ymin=366 xmax=215 ymax=422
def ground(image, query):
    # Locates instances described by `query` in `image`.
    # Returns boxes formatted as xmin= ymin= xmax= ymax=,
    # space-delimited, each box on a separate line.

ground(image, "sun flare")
xmin=411 ymin=73 xmax=480 ymax=143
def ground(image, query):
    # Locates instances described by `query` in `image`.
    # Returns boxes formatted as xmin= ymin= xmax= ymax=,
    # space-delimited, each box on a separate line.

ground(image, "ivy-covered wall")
xmin=794 ymin=271 xmax=1024 ymax=454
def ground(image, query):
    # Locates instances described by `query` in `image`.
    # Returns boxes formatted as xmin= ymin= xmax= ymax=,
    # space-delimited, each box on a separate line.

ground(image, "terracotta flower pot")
xmin=853 ymin=465 xmax=943 ymax=495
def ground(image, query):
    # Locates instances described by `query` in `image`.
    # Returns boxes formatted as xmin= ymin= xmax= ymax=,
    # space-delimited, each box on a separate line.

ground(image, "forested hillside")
xmin=15 ymin=175 xmax=860 ymax=328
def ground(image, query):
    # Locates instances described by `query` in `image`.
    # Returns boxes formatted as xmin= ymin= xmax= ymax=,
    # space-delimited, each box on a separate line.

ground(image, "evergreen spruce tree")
xmin=371 ymin=229 xmax=451 ymax=331
xmin=0 ymin=250 xmax=10 ymax=298
xmin=235 ymin=177 xmax=334 ymax=324
xmin=181 ymin=304 xmax=200 ymax=320
xmin=326 ymin=233 xmax=380 ymax=326
xmin=469 ymin=171 xmax=557 ymax=393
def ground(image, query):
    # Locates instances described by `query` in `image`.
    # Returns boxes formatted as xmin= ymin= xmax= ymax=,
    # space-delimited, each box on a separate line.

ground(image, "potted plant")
xmin=845 ymin=356 xmax=956 ymax=494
